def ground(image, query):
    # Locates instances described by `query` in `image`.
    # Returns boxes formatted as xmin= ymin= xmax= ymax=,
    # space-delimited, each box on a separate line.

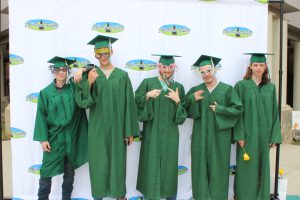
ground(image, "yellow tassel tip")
xmin=279 ymin=169 xmax=284 ymax=176
xmin=243 ymin=153 xmax=250 ymax=161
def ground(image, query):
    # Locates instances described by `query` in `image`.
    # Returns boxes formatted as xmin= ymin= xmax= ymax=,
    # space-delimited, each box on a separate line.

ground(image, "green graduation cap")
xmin=152 ymin=54 xmax=181 ymax=66
xmin=88 ymin=35 xmax=118 ymax=53
xmin=47 ymin=56 xmax=75 ymax=68
xmin=192 ymin=55 xmax=221 ymax=68
xmin=244 ymin=53 xmax=274 ymax=63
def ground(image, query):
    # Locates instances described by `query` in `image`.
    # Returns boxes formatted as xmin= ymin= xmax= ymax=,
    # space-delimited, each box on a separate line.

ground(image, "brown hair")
xmin=243 ymin=64 xmax=270 ymax=84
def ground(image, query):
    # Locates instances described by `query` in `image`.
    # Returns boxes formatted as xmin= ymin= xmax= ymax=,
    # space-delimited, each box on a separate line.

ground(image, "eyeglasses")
xmin=199 ymin=68 xmax=214 ymax=76
xmin=95 ymin=53 xmax=110 ymax=59
xmin=53 ymin=68 xmax=68 ymax=74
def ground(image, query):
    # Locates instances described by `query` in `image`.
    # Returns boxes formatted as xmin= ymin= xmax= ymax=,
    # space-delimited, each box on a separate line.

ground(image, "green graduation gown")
xmin=185 ymin=82 xmax=243 ymax=200
xmin=135 ymin=77 xmax=187 ymax=199
xmin=74 ymin=67 xmax=140 ymax=198
xmin=233 ymin=79 xmax=282 ymax=200
xmin=33 ymin=81 xmax=88 ymax=178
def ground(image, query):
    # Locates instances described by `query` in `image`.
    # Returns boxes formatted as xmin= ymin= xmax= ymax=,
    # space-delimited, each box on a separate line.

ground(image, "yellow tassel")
xmin=243 ymin=153 xmax=250 ymax=161
xmin=279 ymin=168 xmax=284 ymax=176
xmin=242 ymin=147 xmax=250 ymax=161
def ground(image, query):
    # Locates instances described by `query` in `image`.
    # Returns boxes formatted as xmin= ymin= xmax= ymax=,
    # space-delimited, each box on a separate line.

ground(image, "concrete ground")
xmin=270 ymin=142 xmax=300 ymax=197
xmin=1 ymin=141 xmax=300 ymax=199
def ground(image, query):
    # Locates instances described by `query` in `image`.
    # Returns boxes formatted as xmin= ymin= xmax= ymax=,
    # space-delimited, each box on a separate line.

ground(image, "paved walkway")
xmin=2 ymin=141 xmax=300 ymax=199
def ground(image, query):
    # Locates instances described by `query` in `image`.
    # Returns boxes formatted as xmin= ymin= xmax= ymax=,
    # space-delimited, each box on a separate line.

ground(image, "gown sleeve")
xmin=269 ymin=85 xmax=282 ymax=144
xmin=174 ymin=84 xmax=187 ymax=125
xmin=124 ymin=73 xmax=140 ymax=137
xmin=135 ymin=79 xmax=154 ymax=122
xmin=233 ymin=82 xmax=246 ymax=141
xmin=214 ymin=86 xmax=243 ymax=130
xmin=33 ymin=90 xmax=49 ymax=141
xmin=184 ymin=86 xmax=202 ymax=119
xmin=73 ymin=73 xmax=96 ymax=108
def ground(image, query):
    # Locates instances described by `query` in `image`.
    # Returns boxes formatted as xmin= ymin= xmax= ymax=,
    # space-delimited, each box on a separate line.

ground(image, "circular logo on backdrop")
xmin=256 ymin=0 xmax=268 ymax=4
xmin=26 ymin=93 xmax=39 ymax=103
xmin=66 ymin=57 xmax=91 ymax=68
xmin=126 ymin=59 xmax=157 ymax=71
xmin=25 ymin=19 xmax=58 ymax=31
xmin=178 ymin=165 xmax=188 ymax=175
xmin=223 ymin=27 xmax=253 ymax=38
xmin=10 ymin=127 xmax=27 ymax=139
xmin=9 ymin=54 xmax=24 ymax=65
xmin=92 ymin=22 xmax=125 ymax=33
xmin=28 ymin=164 xmax=42 ymax=175
xmin=159 ymin=24 xmax=190 ymax=36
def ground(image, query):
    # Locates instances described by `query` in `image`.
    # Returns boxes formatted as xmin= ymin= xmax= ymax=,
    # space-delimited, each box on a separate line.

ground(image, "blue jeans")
xmin=38 ymin=157 xmax=75 ymax=200
xmin=144 ymin=197 xmax=176 ymax=200
xmin=166 ymin=197 xmax=177 ymax=200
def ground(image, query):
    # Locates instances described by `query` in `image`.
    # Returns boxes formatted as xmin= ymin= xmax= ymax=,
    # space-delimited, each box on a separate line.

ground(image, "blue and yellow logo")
xmin=66 ymin=57 xmax=91 ymax=68
xmin=25 ymin=19 xmax=58 ymax=31
xmin=129 ymin=196 xmax=143 ymax=200
xmin=178 ymin=165 xmax=188 ymax=175
xmin=10 ymin=127 xmax=26 ymax=139
xmin=12 ymin=198 xmax=24 ymax=200
xmin=9 ymin=54 xmax=24 ymax=65
xmin=126 ymin=59 xmax=157 ymax=71
xmin=28 ymin=164 xmax=42 ymax=175
xmin=26 ymin=93 xmax=39 ymax=103
xmin=159 ymin=24 xmax=190 ymax=36
xmin=229 ymin=165 xmax=236 ymax=175
xmin=223 ymin=27 xmax=253 ymax=38
xmin=92 ymin=22 xmax=125 ymax=33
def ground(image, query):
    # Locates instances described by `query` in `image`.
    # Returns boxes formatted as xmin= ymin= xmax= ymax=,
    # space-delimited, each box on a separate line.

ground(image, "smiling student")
xmin=185 ymin=55 xmax=243 ymax=200
xmin=135 ymin=54 xmax=187 ymax=200
xmin=34 ymin=56 xmax=88 ymax=200
xmin=74 ymin=35 xmax=139 ymax=200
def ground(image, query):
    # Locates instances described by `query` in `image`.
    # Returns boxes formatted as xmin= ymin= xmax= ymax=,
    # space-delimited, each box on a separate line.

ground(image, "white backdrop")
xmin=9 ymin=0 xmax=268 ymax=199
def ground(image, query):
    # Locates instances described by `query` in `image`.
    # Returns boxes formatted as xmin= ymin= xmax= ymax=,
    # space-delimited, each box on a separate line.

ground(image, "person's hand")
xmin=270 ymin=143 xmax=276 ymax=148
xmin=41 ymin=141 xmax=51 ymax=152
xmin=194 ymin=90 xmax=204 ymax=101
xmin=146 ymin=89 xmax=162 ymax=100
xmin=128 ymin=136 xmax=134 ymax=146
xmin=73 ymin=68 xmax=85 ymax=83
xmin=125 ymin=136 xmax=134 ymax=146
xmin=88 ymin=68 xmax=98 ymax=85
xmin=165 ymin=88 xmax=180 ymax=104
xmin=209 ymin=101 xmax=218 ymax=112
xmin=238 ymin=140 xmax=245 ymax=148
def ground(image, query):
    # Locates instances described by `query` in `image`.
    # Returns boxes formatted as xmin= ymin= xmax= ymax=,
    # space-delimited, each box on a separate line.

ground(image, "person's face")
xmin=199 ymin=65 xmax=215 ymax=84
xmin=95 ymin=50 xmax=112 ymax=66
xmin=250 ymin=62 xmax=266 ymax=78
xmin=159 ymin=64 xmax=176 ymax=79
xmin=53 ymin=67 xmax=68 ymax=81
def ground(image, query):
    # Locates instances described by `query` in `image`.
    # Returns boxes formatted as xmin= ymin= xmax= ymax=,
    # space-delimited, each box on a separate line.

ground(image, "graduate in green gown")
xmin=135 ymin=55 xmax=187 ymax=200
xmin=185 ymin=55 xmax=243 ymax=200
xmin=74 ymin=35 xmax=140 ymax=199
xmin=234 ymin=53 xmax=282 ymax=200
xmin=33 ymin=56 xmax=88 ymax=200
